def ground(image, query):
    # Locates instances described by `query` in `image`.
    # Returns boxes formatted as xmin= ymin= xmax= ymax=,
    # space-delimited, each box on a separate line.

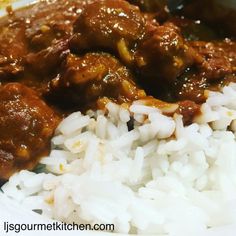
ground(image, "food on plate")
xmin=0 ymin=0 xmax=236 ymax=234
xmin=49 ymin=52 xmax=146 ymax=107
xmin=3 ymin=87 xmax=236 ymax=234
xmin=0 ymin=83 xmax=60 ymax=180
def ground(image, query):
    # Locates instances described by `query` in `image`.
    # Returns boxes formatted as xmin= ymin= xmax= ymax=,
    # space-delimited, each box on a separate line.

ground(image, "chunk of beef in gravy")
xmin=135 ymin=22 xmax=202 ymax=82
xmin=172 ymin=40 xmax=236 ymax=103
xmin=173 ymin=68 xmax=209 ymax=103
xmin=174 ymin=40 xmax=236 ymax=103
xmin=0 ymin=20 xmax=27 ymax=79
xmin=190 ymin=40 xmax=236 ymax=81
xmin=0 ymin=83 xmax=60 ymax=180
xmin=25 ymin=39 xmax=69 ymax=76
xmin=70 ymin=0 xmax=146 ymax=57
xmin=49 ymin=53 xmax=146 ymax=108
xmin=24 ymin=0 xmax=84 ymax=50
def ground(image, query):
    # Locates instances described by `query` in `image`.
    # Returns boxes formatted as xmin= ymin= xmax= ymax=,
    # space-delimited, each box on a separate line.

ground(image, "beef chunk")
xmin=135 ymin=22 xmax=202 ymax=81
xmin=173 ymin=68 xmax=209 ymax=103
xmin=24 ymin=0 xmax=83 ymax=50
xmin=0 ymin=55 xmax=24 ymax=79
xmin=49 ymin=52 xmax=146 ymax=108
xmin=190 ymin=40 xmax=236 ymax=81
xmin=0 ymin=20 xmax=27 ymax=79
xmin=177 ymin=100 xmax=200 ymax=125
xmin=172 ymin=40 xmax=236 ymax=103
xmin=25 ymin=39 xmax=69 ymax=75
xmin=0 ymin=83 xmax=60 ymax=180
xmin=70 ymin=0 xmax=146 ymax=56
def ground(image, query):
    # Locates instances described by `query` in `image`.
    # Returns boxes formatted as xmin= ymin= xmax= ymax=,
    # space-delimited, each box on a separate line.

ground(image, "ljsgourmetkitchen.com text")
xmin=3 ymin=221 xmax=115 ymax=233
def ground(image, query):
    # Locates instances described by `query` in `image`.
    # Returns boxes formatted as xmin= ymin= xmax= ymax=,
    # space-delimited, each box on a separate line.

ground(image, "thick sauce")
xmin=0 ymin=0 xmax=235 ymax=180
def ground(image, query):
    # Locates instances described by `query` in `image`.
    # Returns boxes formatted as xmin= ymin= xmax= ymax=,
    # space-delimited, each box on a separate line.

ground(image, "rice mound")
xmin=2 ymin=83 xmax=236 ymax=235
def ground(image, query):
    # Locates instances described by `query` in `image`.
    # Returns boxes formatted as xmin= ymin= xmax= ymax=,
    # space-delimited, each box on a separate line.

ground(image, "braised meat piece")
xmin=177 ymin=100 xmax=201 ymax=125
xmin=0 ymin=20 xmax=27 ymax=79
xmin=49 ymin=52 xmax=146 ymax=108
xmin=0 ymin=83 xmax=60 ymax=180
xmin=191 ymin=40 xmax=236 ymax=81
xmin=0 ymin=55 xmax=24 ymax=80
xmin=173 ymin=40 xmax=236 ymax=103
xmin=173 ymin=68 xmax=209 ymax=103
xmin=135 ymin=22 xmax=202 ymax=82
xmin=25 ymin=39 xmax=69 ymax=75
xmin=24 ymin=0 xmax=83 ymax=50
xmin=70 ymin=0 xmax=146 ymax=58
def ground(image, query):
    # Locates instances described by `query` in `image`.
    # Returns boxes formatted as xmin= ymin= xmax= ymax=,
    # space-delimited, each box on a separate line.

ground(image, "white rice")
xmin=2 ymin=83 xmax=236 ymax=235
